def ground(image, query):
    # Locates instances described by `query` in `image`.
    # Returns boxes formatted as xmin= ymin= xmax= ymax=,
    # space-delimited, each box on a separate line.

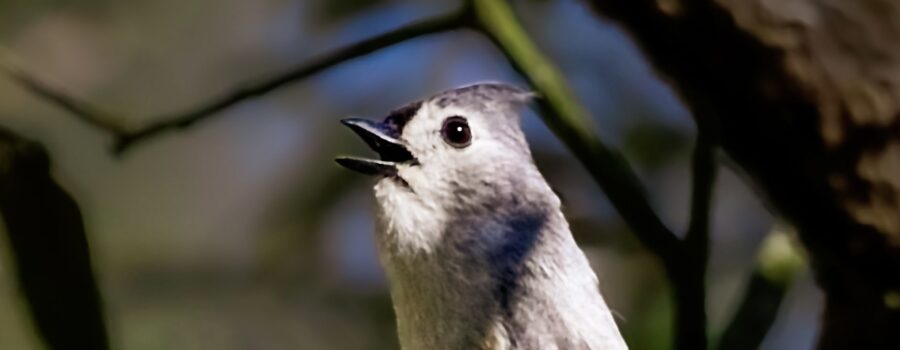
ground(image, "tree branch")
xmin=0 ymin=126 xmax=110 ymax=350
xmin=717 ymin=225 xmax=805 ymax=350
xmin=468 ymin=2 xmax=723 ymax=348
xmin=1 ymin=8 xmax=469 ymax=155
xmin=685 ymin=134 xmax=715 ymax=257
xmin=0 ymin=58 xmax=128 ymax=135
xmin=668 ymin=133 xmax=717 ymax=350
xmin=467 ymin=0 xmax=681 ymax=264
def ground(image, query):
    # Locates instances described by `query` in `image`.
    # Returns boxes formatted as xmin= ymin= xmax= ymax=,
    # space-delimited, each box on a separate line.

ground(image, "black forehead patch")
xmin=382 ymin=100 xmax=422 ymax=136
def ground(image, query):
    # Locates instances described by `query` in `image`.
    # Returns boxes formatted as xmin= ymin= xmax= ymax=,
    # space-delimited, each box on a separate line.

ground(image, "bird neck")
xmin=380 ymin=211 xmax=627 ymax=349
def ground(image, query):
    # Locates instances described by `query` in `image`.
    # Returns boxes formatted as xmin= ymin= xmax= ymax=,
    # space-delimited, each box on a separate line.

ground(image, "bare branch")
xmin=668 ymin=133 xmax=717 ymax=350
xmin=685 ymin=134 xmax=716 ymax=256
xmin=0 ymin=50 xmax=128 ymax=135
xmin=2 ymin=8 xmax=468 ymax=155
xmin=469 ymin=3 xmax=726 ymax=349
xmin=468 ymin=0 xmax=681 ymax=264
xmin=115 ymin=9 xmax=468 ymax=153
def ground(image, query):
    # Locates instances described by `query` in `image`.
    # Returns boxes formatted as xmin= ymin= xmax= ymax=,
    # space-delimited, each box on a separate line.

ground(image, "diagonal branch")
xmin=2 ymin=7 xmax=469 ymax=155
xmin=115 ymin=9 xmax=468 ymax=153
xmin=468 ymin=0 xmax=681 ymax=264
xmin=685 ymin=133 xmax=716 ymax=257
xmin=470 ymin=3 xmax=724 ymax=349
xmin=1 ymin=59 xmax=128 ymax=135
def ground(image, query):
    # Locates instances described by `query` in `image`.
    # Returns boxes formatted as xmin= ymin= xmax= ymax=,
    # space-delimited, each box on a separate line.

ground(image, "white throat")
xmin=373 ymin=178 xmax=628 ymax=350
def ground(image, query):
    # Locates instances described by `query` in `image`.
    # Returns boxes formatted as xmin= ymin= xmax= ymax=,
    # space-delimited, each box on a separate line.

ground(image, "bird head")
xmin=336 ymin=82 xmax=556 ymax=255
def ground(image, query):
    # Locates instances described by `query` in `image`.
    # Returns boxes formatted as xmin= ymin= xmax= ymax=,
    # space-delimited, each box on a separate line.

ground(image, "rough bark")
xmin=587 ymin=0 xmax=900 ymax=348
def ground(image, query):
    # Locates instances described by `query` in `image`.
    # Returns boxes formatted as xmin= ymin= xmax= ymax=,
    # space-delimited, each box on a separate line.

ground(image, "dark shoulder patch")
xmin=383 ymin=100 xmax=422 ymax=136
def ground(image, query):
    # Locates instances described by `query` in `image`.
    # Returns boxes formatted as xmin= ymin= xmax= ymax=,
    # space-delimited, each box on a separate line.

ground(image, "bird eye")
xmin=441 ymin=116 xmax=471 ymax=148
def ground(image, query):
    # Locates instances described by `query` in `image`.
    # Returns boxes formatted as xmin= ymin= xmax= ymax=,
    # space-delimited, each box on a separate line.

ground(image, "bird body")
xmin=337 ymin=83 xmax=627 ymax=349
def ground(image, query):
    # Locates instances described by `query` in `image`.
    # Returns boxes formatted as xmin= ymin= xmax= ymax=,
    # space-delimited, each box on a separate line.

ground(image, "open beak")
xmin=335 ymin=118 xmax=415 ymax=176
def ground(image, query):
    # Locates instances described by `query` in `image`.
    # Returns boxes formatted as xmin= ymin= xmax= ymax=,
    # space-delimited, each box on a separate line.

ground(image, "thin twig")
xmin=670 ymin=133 xmax=717 ymax=350
xmin=0 ymin=51 xmax=128 ymax=135
xmin=685 ymin=133 xmax=715 ymax=258
xmin=115 ymin=9 xmax=468 ymax=153
xmin=2 ymin=8 xmax=469 ymax=155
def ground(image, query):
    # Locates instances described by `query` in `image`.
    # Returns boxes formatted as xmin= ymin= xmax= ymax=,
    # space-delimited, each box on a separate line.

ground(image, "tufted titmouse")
xmin=336 ymin=83 xmax=627 ymax=349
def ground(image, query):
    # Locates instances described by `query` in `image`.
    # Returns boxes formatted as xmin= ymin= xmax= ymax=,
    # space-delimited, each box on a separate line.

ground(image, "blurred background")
xmin=0 ymin=0 xmax=821 ymax=349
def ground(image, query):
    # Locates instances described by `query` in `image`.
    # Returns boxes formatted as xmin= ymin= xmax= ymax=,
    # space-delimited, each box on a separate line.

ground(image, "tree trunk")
xmin=587 ymin=0 xmax=900 ymax=348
